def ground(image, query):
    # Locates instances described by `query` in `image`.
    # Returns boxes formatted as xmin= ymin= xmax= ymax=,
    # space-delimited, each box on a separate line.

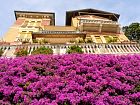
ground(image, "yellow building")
xmin=1 ymin=8 xmax=140 ymax=57
xmin=4 ymin=11 xmax=55 ymax=43
xmin=4 ymin=9 xmax=129 ymax=44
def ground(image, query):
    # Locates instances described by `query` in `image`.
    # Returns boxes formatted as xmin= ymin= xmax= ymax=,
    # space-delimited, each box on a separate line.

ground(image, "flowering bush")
xmin=66 ymin=45 xmax=83 ymax=54
xmin=31 ymin=46 xmax=53 ymax=55
xmin=14 ymin=48 xmax=28 ymax=57
xmin=0 ymin=54 xmax=140 ymax=105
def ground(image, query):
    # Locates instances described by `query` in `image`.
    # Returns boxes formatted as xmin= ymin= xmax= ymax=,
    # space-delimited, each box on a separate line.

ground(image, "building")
xmin=4 ymin=9 xmax=129 ymax=43
xmin=1 ymin=8 xmax=140 ymax=57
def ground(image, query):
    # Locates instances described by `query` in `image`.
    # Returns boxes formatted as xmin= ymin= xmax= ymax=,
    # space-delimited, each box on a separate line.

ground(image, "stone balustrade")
xmin=0 ymin=43 xmax=140 ymax=57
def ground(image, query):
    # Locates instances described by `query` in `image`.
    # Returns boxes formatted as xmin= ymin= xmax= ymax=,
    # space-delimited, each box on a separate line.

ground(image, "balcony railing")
xmin=33 ymin=31 xmax=86 ymax=35
xmin=0 ymin=43 xmax=140 ymax=57
xmin=80 ymin=19 xmax=118 ymax=25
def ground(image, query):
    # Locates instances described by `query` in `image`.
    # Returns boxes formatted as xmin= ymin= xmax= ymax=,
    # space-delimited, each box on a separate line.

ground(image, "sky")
xmin=0 ymin=0 xmax=140 ymax=37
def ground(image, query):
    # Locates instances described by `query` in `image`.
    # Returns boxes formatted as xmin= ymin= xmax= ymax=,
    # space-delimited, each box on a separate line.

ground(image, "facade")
xmin=1 ymin=9 xmax=140 ymax=57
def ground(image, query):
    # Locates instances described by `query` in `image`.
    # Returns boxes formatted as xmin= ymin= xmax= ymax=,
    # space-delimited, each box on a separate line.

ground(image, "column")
xmin=99 ymin=24 xmax=102 ymax=33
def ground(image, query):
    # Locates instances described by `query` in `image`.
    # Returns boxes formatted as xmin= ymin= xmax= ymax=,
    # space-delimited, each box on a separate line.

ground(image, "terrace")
xmin=0 ymin=43 xmax=140 ymax=57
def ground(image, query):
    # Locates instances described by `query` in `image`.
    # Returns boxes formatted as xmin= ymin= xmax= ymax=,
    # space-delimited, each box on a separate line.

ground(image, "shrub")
xmin=69 ymin=40 xmax=76 ymax=43
xmin=66 ymin=45 xmax=83 ymax=54
xmin=14 ymin=48 xmax=28 ymax=57
xmin=0 ymin=49 xmax=3 ymax=57
xmin=32 ymin=39 xmax=38 ymax=43
xmin=85 ymin=38 xmax=93 ymax=43
xmin=31 ymin=46 xmax=53 ymax=55
xmin=106 ymin=36 xmax=118 ymax=43
xmin=41 ymin=39 xmax=48 ymax=44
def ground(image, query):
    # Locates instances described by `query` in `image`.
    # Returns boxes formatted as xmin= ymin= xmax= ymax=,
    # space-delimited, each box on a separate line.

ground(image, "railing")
xmin=80 ymin=19 xmax=118 ymax=25
xmin=0 ymin=43 xmax=140 ymax=57
xmin=19 ymin=27 xmax=40 ymax=32
xmin=33 ymin=31 xmax=85 ymax=35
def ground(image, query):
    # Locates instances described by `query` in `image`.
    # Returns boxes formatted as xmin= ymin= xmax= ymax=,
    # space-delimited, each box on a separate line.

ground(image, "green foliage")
xmin=33 ymin=39 xmax=49 ymax=44
xmin=123 ymin=23 xmax=140 ymax=41
xmin=31 ymin=46 xmax=53 ymax=55
xmin=76 ymin=37 xmax=85 ymax=43
xmin=41 ymin=39 xmax=48 ymax=44
xmin=32 ymin=39 xmax=38 ymax=43
xmin=15 ymin=48 xmax=28 ymax=57
xmin=106 ymin=36 xmax=118 ymax=43
xmin=85 ymin=38 xmax=93 ymax=43
xmin=69 ymin=40 xmax=76 ymax=43
xmin=135 ymin=84 xmax=140 ymax=92
xmin=0 ymin=49 xmax=3 ymax=57
xmin=66 ymin=45 xmax=83 ymax=54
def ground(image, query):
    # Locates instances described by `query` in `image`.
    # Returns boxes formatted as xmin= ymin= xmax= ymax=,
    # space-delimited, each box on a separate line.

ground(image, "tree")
xmin=123 ymin=23 xmax=140 ymax=42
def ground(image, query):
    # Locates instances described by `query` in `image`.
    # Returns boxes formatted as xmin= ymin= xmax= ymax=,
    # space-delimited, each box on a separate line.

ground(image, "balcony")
xmin=79 ymin=19 xmax=120 ymax=33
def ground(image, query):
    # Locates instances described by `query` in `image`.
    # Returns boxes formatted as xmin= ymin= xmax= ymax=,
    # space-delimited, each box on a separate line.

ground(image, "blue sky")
xmin=0 ymin=0 xmax=140 ymax=37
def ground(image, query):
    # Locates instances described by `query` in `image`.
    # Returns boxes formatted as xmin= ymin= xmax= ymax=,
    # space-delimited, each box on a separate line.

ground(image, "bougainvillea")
xmin=0 ymin=54 xmax=140 ymax=105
